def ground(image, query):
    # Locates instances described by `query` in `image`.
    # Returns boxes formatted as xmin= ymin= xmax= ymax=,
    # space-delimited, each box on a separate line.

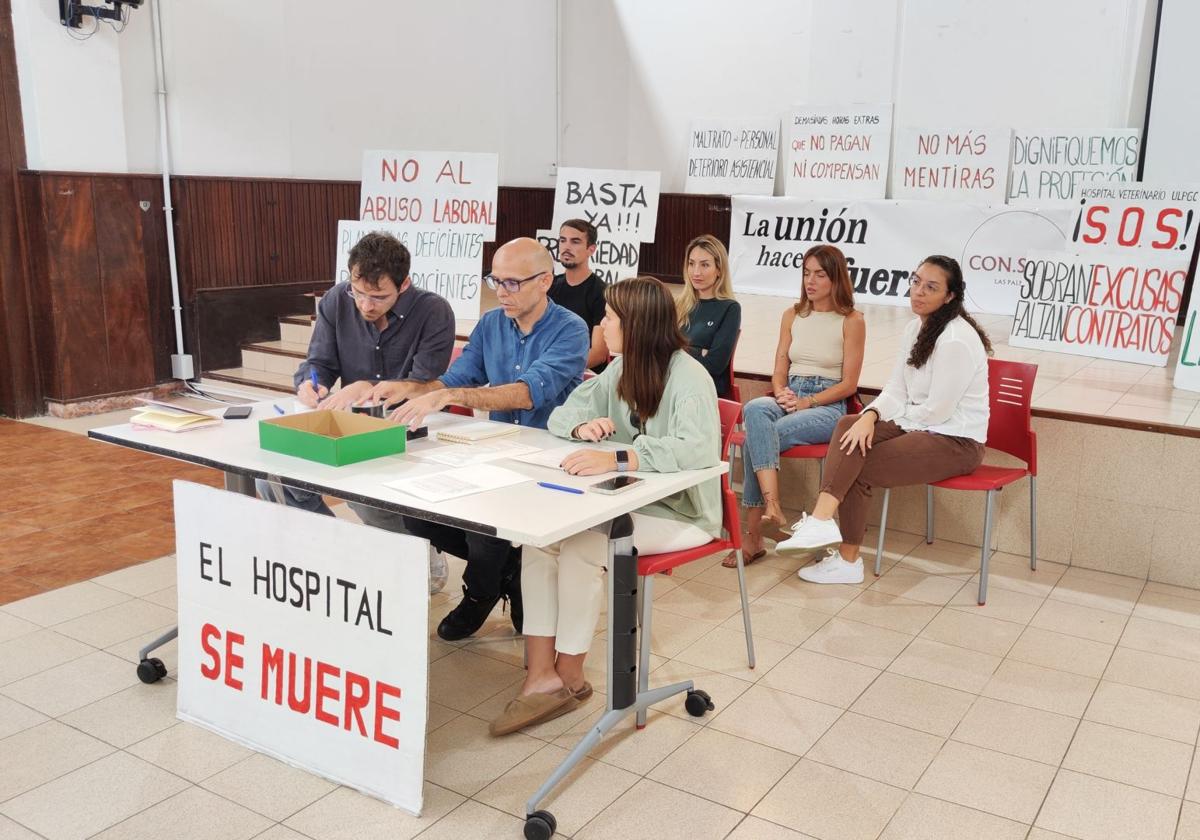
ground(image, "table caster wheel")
xmin=524 ymin=809 xmax=556 ymax=840
xmin=137 ymin=658 xmax=167 ymax=684
xmin=685 ymin=688 xmax=714 ymax=717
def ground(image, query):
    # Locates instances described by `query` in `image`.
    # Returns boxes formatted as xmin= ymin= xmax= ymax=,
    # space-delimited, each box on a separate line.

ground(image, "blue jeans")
xmin=741 ymin=375 xmax=845 ymax=507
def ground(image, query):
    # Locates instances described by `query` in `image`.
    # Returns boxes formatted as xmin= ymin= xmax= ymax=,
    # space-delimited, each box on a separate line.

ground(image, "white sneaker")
xmin=798 ymin=549 xmax=864 ymax=584
xmin=776 ymin=513 xmax=842 ymax=555
xmin=429 ymin=548 xmax=449 ymax=595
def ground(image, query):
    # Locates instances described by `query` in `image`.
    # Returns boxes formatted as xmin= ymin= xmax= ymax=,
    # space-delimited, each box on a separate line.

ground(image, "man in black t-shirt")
xmin=549 ymin=218 xmax=609 ymax=371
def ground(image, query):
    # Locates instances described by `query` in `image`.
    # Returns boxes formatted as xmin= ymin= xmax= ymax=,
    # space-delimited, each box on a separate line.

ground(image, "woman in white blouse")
xmin=776 ymin=255 xmax=991 ymax=584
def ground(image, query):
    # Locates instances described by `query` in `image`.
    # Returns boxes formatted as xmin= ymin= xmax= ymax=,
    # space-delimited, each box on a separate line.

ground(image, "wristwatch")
xmin=615 ymin=450 xmax=630 ymax=472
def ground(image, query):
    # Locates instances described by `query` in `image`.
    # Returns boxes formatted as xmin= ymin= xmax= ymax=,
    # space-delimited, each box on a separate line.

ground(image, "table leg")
xmin=523 ymin=515 xmax=707 ymax=837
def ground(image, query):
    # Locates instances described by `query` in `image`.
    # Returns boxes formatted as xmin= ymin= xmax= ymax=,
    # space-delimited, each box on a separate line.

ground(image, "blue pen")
xmin=310 ymin=368 xmax=320 ymax=394
xmin=538 ymin=481 xmax=583 ymax=495
xmin=273 ymin=404 xmax=286 ymax=415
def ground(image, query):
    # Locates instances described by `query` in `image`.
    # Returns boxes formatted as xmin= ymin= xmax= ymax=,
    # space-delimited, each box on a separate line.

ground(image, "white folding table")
xmin=88 ymin=402 xmax=729 ymax=840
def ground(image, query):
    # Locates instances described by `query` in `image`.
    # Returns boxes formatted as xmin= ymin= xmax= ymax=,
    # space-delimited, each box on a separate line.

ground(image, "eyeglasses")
xmin=345 ymin=286 xmax=397 ymax=305
xmin=484 ymin=271 xmax=546 ymax=293
xmin=909 ymin=277 xmax=943 ymax=294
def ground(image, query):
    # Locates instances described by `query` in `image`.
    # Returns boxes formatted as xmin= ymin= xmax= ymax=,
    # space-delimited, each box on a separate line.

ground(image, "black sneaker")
xmin=436 ymin=587 xmax=500 ymax=641
xmin=503 ymin=572 xmax=523 ymax=635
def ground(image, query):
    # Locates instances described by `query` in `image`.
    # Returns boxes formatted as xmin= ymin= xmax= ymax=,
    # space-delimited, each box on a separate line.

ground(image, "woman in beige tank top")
xmin=726 ymin=245 xmax=865 ymax=566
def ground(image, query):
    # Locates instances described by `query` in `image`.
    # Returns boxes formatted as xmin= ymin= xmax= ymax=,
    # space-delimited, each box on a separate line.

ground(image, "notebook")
xmin=434 ymin=421 xmax=521 ymax=445
xmin=130 ymin=404 xmax=221 ymax=432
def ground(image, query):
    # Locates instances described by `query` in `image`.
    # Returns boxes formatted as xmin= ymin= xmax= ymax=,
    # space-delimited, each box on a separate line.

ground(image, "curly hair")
xmin=907 ymin=255 xmax=993 ymax=369
xmin=347 ymin=232 xmax=411 ymax=289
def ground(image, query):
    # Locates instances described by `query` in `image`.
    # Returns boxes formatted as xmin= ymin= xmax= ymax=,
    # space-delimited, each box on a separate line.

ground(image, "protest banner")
xmin=728 ymin=195 xmax=1073 ymax=314
xmin=1008 ymin=250 xmax=1186 ymax=365
xmin=684 ymin=119 xmax=779 ymax=195
xmin=173 ymin=482 xmax=429 ymax=815
xmin=893 ymin=127 xmax=1012 ymax=204
xmin=335 ymin=221 xmax=483 ymax=320
xmin=1008 ymin=130 xmax=1140 ymax=205
xmin=535 ymin=228 xmax=640 ymax=284
xmin=359 ymin=150 xmax=499 ymax=240
xmin=1176 ymin=293 xmax=1200 ymax=392
xmin=1071 ymin=183 xmax=1200 ymax=254
xmin=552 ymin=167 xmax=661 ymax=242
xmin=785 ymin=104 xmax=892 ymax=199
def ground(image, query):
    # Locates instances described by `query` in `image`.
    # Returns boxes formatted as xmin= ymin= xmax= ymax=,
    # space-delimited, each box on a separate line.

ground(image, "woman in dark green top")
xmin=676 ymin=234 xmax=742 ymax=398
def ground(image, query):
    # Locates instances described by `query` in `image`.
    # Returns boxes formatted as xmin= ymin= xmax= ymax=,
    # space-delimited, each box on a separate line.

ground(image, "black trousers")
xmin=402 ymin=517 xmax=520 ymax=599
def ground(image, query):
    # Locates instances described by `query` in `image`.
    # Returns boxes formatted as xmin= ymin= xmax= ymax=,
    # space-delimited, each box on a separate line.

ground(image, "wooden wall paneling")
xmin=639 ymin=192 xmax=732 ymax=281
xmin=92 ymin=177 xmax=156 ymax=392
xmin=0 ymin=0 xmax=39 ymax=416
xmin=132 ymin=175 xmax=176 ymax=382
xmin=39 ymin=175 xmax=108 ymax=399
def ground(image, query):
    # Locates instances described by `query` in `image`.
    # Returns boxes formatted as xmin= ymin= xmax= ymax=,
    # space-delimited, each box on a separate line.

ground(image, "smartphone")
xmin=223 ymin=405 xmax=253 ymax=419
xmin=588 ymin=475 xmax=644 ymax=495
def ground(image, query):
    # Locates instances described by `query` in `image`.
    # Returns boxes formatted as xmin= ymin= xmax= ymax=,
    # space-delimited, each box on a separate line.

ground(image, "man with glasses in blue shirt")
xmin=370 ymin=237 xmax=589 ymax=640
xmin=258 ymin=232 xmax=457 ymax=587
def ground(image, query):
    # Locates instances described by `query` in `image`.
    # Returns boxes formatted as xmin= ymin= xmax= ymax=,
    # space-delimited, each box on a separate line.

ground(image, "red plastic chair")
xmin=443 ymin=344 xmax=476 ymax=417
xmin=726 ymin=331 xmax=742 ymax=403
xmin=633 ymin=398 xmax=755 ymax=726
xmin=872 ymin=359 xmax=1038 ymax=605
xmin=729 ymin=392 xmax=863 ymax=486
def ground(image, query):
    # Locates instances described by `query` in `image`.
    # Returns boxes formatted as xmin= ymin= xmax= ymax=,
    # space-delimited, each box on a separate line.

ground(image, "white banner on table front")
xmin=1177 ymin=296 xmax=1200 ymax=393
xmin=893 ymin=127 xmax=1012 ymax=205
xmin=360 ymin=150 xmax=499 ymax=240
xmin=728 ymin=195 xmax=1074 ymax=314
xmin=534 ymin=228 xmax=640 ymax=284
xmin=552 ymin=167 xmax=661 ymax=242
xmin=684 ymin=119 xmax=779 ymax=196
xmin=1008 ymin=130 xmax=1140 ymax=205
xmin=173 ymin=481 xmax=429 ymax=815
xmin=785 ymin=104 xmax=892 ymax=200
xmin=1008 ymin=250 xmax=1186 ymax=366
xmin=334 ymin=220 xmax=482 ymax=321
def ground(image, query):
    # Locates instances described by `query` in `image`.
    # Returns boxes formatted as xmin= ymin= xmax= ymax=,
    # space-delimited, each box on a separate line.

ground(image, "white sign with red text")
xmin=359 ymin=150 xmax=499 ymax=240
xmin=893 ymin=127 xmax=1012 ymax=204
xmin=1008 ymin=250 xmax=1186 ymax=366
xmin=174 ymin=482 xmax=429 ymax=815
xmin=785 ymin=104 xmax=893 ymax=200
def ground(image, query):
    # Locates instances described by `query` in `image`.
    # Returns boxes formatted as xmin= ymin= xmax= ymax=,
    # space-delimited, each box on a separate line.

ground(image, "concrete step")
xmin=241 ymin=340 xmax=307 ymax=376
xmin=276 ymin=313 xmax=477 ymax=349
xmin=204 ymin=367 xmax=295 ymax=394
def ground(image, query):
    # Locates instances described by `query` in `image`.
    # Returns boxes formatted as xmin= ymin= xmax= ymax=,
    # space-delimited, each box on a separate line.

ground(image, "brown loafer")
xmin=572 ymin=681 xmax=594 ymax=702
xmin=489 ymin=687 xmax=579 ymax=736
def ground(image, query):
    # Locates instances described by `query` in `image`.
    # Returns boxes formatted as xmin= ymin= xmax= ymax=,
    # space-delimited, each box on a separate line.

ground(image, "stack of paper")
xmin=130 ymin=400 xmax=221 ymax=433
xmin=434 ymin=422 xmax=520 ymax=444
xmin=385 ymin=464 xmax=530 ymax=503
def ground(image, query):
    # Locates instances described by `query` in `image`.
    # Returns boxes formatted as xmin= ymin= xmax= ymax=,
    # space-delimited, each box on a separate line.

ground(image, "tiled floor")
xmin=6 ymin=507 xmax=1200 ymax=837
xmin=0 ymin=419 xmax=224 ymax=604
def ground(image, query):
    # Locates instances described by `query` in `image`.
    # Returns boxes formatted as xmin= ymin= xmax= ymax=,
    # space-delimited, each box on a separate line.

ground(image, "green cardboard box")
xmin=259 ymin=410 xmax=406 ymax=466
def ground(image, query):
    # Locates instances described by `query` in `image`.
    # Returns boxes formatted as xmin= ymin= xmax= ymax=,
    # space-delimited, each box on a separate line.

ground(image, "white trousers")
xmin=521 ymin=512 xmax=713 ymax=655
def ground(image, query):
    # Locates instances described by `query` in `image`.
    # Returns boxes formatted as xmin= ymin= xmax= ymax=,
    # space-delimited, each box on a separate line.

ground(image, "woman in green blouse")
xmin=489 ymin=276 xmax=722 ymax=736
xmin=677 ymin=234 xmax=742 ymax=398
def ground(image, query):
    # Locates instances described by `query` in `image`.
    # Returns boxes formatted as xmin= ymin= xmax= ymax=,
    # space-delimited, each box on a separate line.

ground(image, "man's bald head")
xmin=492 ymin=237 xmax=554 ymax=279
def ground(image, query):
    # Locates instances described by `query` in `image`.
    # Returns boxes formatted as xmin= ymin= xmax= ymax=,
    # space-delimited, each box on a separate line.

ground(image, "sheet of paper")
xmin=414 ymin=439 xmax=541 ymax=468
xmin=510 ymin=444 xmax=617 ymax=475
xmin=384 ymin=464 xmax=531 ymax=503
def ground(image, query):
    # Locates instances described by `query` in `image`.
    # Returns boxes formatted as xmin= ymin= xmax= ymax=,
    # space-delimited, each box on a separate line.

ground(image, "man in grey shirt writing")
xmin=258 ymin=231 xmax=456 ymax=586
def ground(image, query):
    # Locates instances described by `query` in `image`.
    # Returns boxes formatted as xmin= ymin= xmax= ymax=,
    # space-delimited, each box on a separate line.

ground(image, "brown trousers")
xmin=820 ymin=415 xmax=985 ymax=545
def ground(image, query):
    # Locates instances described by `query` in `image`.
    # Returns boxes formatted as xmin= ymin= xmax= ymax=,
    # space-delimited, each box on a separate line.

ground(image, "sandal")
xmin=572 ymin=681 xmax=594 ymax=702
xmin=722 ymin=548 xmax=766 ymax=569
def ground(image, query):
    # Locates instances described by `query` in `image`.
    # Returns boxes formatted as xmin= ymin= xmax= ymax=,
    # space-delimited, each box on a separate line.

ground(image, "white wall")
xmin=1142 ymin=0 xmax=1200 ymax=182
xmin=563 ymin=0 xmax=1158 ymax=192
xmin=12 ymin=0 xmax=1158 ymax=190
xmin=16 ymin=0 xmax=559 ymax=184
